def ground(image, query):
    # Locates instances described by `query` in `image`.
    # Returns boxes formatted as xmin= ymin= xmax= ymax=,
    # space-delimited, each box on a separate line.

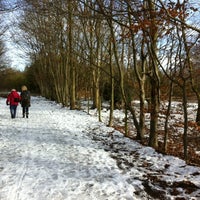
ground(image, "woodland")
xmin=0 ymin=0 xmax=200 ymax=166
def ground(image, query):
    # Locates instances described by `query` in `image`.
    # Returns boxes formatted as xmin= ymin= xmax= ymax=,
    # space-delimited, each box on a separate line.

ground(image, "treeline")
xmin=1 ymin=0 xmax=200 ymax=162
xmin=0 ymin=66 xmax=39 ymax=94
xmin=0 ymin=1 xmax=38 ymax=93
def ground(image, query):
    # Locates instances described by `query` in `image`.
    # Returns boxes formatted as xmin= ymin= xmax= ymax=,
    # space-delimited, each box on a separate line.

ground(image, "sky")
xmin=2 ymin=0 xmax=30 ymax=71
xmin=5 ymin=40 xmax=29 ymax=71
xmin=4 ymin=20 xmax=29 ymax=71
xmin=1 ymin=0 xmax=200 ymax=72
xmin=0 ymin=96 xmax=200 ymax=199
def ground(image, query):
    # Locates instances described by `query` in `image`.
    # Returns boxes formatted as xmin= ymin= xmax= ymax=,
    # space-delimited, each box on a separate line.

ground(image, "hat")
xmin=11 ymin=89 xmax=16 ymax=92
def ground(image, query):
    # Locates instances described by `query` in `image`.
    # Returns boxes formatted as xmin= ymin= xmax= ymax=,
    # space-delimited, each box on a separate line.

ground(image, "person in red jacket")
xmin=6 ymin=89 xmax=21 ymax=118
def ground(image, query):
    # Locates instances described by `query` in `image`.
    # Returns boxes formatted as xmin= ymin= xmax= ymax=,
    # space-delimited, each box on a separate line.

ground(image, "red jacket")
xmin=6 ymin=90 xmax=21 ymax=106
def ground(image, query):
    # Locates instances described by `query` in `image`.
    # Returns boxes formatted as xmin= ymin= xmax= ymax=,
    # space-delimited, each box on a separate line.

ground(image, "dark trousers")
xmin=10 ymin=105 xmax=17 ymax=118
xmin=22 ymin=107 xmax=29 ymax=118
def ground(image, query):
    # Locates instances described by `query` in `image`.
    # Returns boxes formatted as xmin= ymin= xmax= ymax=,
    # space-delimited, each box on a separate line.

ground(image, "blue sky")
xmin=2 ymin=0 xmax=200 ymax=71
xmin=2 ymin=0 xmax=30 ymax=71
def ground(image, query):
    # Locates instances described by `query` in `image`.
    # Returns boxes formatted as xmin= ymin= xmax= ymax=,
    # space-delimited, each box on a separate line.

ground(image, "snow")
xmin=0 ymin=96 xmax=200 ymax=200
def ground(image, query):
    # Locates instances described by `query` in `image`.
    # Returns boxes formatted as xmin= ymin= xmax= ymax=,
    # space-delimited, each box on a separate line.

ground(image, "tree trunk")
xmin=149 ymin=77 xmax=159 ymax=148
xmin=164 ymin=80 xmax=173 ymax=152
xmin=146 ymin=0 xmax=160 ymax=149
xmin=196 ymin=98 xmax=200 ymax=124
xmin=108 ymin=40 xmax=114 ymax=127
xmin=68 ymin=0 xmax=76 ymax=110
xmin=182 ymin=81 xmax=188 ymax=162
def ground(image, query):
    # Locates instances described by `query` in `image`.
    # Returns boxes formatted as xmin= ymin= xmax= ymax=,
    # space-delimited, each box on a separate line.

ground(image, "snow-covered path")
xmin=1 ymin=96 xmax=200 ymax=200
xmin=0 ymin=97 xmax=136 ymax=200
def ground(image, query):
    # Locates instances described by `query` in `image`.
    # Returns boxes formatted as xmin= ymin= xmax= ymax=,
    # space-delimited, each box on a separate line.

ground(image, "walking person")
xmin=6 ymin=89 xmax=21 ymax=119
xmin=20 ymin=85 xmax=31 ymax=118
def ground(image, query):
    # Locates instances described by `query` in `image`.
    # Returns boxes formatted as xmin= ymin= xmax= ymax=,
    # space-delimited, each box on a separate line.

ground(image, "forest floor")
xmin=86 ymin=99 xmax=200 ymax=199
xmin=86 ymin=100 xmax=200 ymax=199
xmin=107 ymin=101 xmax=200 ymax=167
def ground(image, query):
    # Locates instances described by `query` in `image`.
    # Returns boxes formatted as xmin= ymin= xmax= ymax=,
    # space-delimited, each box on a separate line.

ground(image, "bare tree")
xmin=0 ymin=0 xmax=9 ymax=68
xmin=157 ymin=0 xmax=200 ymax=161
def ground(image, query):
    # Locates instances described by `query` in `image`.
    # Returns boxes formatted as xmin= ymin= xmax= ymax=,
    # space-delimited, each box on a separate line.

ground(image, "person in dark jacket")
xmin=20 ymin=85 xmax=31 ymax=118
xmin=6 ymin=89 xmax=21 ymax=119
